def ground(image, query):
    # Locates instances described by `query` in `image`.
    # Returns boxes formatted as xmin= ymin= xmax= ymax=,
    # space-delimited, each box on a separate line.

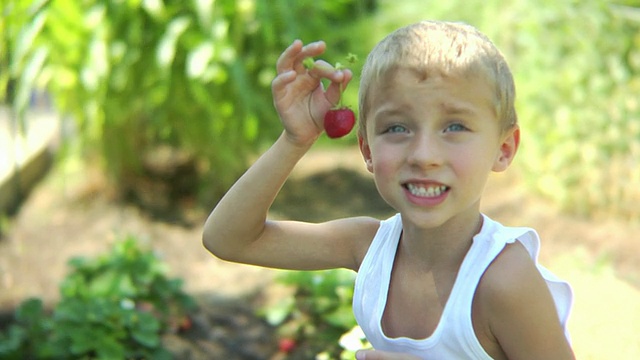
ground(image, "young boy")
xmin=203 ymin=21 xmax=574 ymax=359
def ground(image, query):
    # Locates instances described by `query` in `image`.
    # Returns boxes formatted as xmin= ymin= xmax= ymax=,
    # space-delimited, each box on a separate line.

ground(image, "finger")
xmin=276 ymin=39 xmax=303 ymax=74
xmin=355 ymin=349 xmax=423 ymax=360
xmin=271 ymin=70 xmax=297 ymax=93
xmin=324 ymin=69 xmax=353 ymax=105
xmin=276 ymin=40 xmax=327 ymax=75
xmin=293 ymin=41 xmax=326 ymax=74
xmin=306 ymin=59 xmax=336 ymax=79
xmin=299 ymin=40 xmax=326 ymax=60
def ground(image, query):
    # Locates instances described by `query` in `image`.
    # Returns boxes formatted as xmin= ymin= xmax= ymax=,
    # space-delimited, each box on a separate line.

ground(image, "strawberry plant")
xmin=261 ymin=269 xmax=363 ymax=359
xmin=59 ymin=235 xmax=195 ymax=327
xmin=0 ymin=236 xmax=195 ymax=359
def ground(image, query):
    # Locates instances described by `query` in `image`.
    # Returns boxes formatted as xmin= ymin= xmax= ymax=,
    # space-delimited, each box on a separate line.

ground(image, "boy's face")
xmin=359 ymin=68 xmax=519 ymax=229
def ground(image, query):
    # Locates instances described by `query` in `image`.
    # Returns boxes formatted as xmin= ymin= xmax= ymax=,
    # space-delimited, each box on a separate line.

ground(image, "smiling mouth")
xmin=405 ymin=183 xmax=449 ymax=198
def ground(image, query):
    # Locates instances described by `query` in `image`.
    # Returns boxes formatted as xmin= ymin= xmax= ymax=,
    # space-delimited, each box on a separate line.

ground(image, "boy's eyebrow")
xmin=439 ymin=101 xmax=478 ymax=116
xmin=371 ymin=101 xmax=481 ymax=122
xmin=373 ymin=108 xmax=406 ymax=119
xmin=373 ymin=102 xmax=414 ymax=118
xmin=370 ymin=107 xmax=409 ymax=124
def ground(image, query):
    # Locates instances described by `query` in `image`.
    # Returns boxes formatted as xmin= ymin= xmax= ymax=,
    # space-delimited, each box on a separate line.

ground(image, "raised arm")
xmin=203 ymin=40 xmax=377 ymax=271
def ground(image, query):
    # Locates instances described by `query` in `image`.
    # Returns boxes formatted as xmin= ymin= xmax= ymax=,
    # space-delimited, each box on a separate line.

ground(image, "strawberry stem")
xmin=304 ymin=53 xmax=357 ymax=109
xmin=303 ymin=57 xmax=315 ymax=70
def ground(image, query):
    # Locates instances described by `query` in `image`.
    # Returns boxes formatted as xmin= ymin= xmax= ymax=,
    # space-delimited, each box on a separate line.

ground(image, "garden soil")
xmin=1 ymin=147 xmax=639 ymax=359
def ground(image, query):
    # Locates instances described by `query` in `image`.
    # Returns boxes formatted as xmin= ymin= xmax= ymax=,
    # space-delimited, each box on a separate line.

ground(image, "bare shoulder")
xmin=473 ymin=241 xmax=574 ymax=359
xmin=317 ymin=216 xmax=381 ymax=267
xmin=480 ymin=241 xmax=539 ymax=294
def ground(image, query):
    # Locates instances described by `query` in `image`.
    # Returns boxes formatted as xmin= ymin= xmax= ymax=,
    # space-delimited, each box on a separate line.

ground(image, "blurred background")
xmin=1 ymin=0 xmax=639 ymax=359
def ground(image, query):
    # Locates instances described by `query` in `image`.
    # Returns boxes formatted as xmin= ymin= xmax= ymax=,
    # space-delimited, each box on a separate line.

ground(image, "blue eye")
xmin=445 ymin=123 xmax=467 ymax=132
xmin=386 ymin=124 xmax=408 ymax=133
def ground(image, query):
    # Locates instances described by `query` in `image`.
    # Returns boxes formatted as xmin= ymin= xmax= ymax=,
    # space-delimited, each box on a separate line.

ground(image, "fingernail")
xmin=355 ymin=350 xmax=366 ymax=360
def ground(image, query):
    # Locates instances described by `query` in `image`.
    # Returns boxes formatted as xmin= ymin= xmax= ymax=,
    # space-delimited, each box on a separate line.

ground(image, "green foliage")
xmin=501 ymin=1 xmax=640 ymax=219
xmin=0 ymin=236 xmax=195 ymax=359
xmin=262 ymin=269 xmax=363 ymax=359
xmin=0 ymin=299 xmax=51 ymax=359
xmin=0 ymin=1 xmax=29 ymax=108
xmin=3 ymin=0 xmax=374 ymax=203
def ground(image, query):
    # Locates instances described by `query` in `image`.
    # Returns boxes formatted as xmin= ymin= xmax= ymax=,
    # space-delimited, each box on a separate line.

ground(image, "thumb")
xmin=355 ymin=349 xmax=422 ymax=360
xmin=355 ymin=350 xmax=370 ymax=360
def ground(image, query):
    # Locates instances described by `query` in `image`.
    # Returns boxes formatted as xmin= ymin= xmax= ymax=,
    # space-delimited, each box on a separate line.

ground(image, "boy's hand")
xmin=272 ymin=39 xmax=353 ymax=146
xmin=355 ymin=349 xmax=422 ymax=360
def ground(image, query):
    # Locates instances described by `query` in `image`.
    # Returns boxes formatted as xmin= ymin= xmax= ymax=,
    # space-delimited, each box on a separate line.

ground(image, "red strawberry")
xmin=324 ymin=108 xmax=355 ymax=138
xmin=303 ymin=52 xmax=358 ymax=139
xmin=278 ymin=337 xmax=296 ymax=353
xmin=178 ymin=316 xmax=192 ymax=332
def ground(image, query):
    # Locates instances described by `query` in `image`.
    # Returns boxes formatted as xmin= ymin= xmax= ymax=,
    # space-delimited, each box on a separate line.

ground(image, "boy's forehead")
xmin=368 ymin=65 xmax=494 ymax=103
xmin=364 ymin=67 xmax=498 ymax=120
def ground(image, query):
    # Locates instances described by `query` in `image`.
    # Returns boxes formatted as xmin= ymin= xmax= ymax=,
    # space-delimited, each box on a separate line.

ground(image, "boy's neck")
xmin=398 ymin=210 xmax=483 ymax=272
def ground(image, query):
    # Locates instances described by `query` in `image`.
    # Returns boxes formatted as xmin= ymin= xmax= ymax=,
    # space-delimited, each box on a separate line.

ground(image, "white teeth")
xmin=406 ymin=183 xmax=448 ymax=197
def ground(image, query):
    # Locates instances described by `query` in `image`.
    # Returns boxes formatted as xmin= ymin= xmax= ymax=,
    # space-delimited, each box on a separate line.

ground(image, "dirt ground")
xmin=1 ymin=146 xmax=639 ymax=358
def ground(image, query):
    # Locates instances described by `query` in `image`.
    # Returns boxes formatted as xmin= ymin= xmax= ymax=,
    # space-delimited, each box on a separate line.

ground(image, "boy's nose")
xmin=406 ymin=133 xmax=443 ymax=169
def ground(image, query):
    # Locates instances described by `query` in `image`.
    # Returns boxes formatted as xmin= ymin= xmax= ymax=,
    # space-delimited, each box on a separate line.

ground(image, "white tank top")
xmin=353 ymin=213 xmax=572 ymax=359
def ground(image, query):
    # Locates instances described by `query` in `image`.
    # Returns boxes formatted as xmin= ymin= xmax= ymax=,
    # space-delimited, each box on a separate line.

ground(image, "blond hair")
xmin=358 ymin=21 xmax=517 ymax=138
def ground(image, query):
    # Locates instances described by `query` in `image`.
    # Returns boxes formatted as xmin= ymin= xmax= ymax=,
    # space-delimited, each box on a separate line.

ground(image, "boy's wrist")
xmin=280 ymin=130 xmax=318 ymax=151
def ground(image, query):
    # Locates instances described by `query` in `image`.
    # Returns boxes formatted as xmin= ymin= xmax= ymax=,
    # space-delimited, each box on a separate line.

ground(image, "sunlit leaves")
xmin=186 ymin=41 xmax=215 ymax=78
xmin=156 ymin=17 xmax=191 ymax=69
xmin=14 ymin=47 xmax=47 ymax=122
xmin=4 ymin=0 xmax=375 ymax=203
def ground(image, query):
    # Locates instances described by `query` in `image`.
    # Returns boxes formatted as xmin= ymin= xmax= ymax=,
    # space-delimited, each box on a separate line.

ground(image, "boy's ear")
xmin=359 ymin=135 xmax=374 ymax=173
xmin=492 ymin=125 xmax=520 ymax=172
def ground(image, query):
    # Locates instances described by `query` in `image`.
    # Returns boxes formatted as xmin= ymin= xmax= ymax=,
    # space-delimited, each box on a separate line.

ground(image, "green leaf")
xmin=262 ymin=296 xmax=295 ymax=326
xmin=95 ymin=336 xmax=126 ymax=360
xmin=152 ymin=347 xmax=175 ymax=360
xmin=187 ymin=41 xmax=216 ymax=79
xmin=0 ymin=326 xmax=27 ymax=355
xmin=132 ymin=329 xmax=160 ymax=348
xmin=131 ymin=313 xmax=161 ymax=347
xmin=14 ymin=46 xmax=48 ymax=121
xmin=142 ymin=0 xmax=165 ymax=19
xmin=11 ymin=11 xmax=47 ymax=74
xmin=323 ymin=305 xmax=356 ymax=329
xmin=15 ymin=298 xmax=45 ymax=323
xmin=54 ymin=299 xmax=85 ymax=323
xmin=69 ymin=328 xmax=101 ymax=355
xmin=156 ymin=16 xmax=191 ymax=68
xmin=194 ymin=0 xmax=215 ymax=28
